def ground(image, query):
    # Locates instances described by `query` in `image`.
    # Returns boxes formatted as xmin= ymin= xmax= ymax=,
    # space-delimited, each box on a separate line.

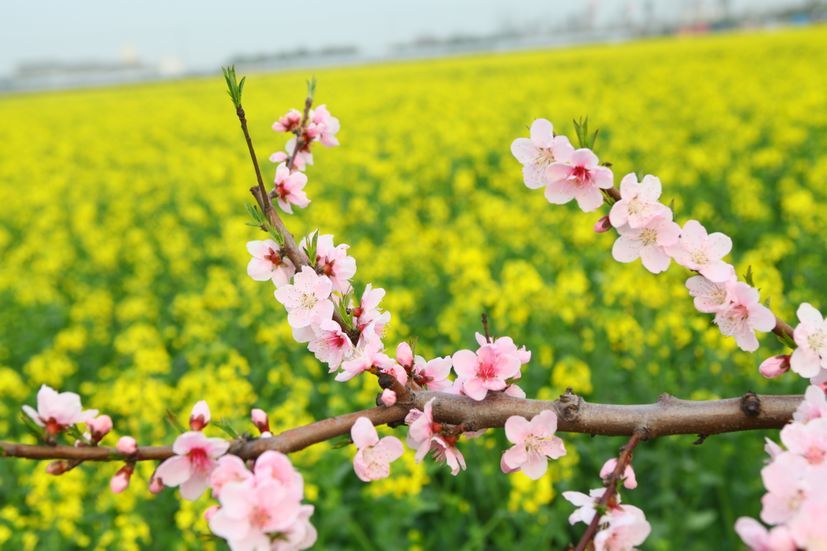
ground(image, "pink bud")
xmin=600 ymin=457 xmax=637 ymax=489
xmin=87 ymin=415 xmax=112 ymax=443
xmin=46 ymin=461 xmax=69 ymax=475
xmin=189 ymin=400 xmax=211 ymax=431
xmin=203 ymin=505 xmax=219 ymax=521
xmin=149 ymin=473 xmax=164 ymax=494
xmin=759 ymin=354 xmax=791 ymax=378
xmin=260 ymin=431 xmax=273 ymax=438
xmin=116 ymin=436 xmax=138 ymax=455
xmin=380 ymin=389 xmax=397 ymax=407
xmin=110 ymin=465 xmax=133 ymax=494
xmin=594 ymin=215 xmax=613 ymax=233
xmin=251 ymin=408 xmax=270 ymax=434
xmin=396 ymin=342 xmax=413 ymax=368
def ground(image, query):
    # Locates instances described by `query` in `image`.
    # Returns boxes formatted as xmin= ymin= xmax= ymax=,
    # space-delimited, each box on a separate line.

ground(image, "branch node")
xmin=740 ymin=391 xmax=762 ymax=418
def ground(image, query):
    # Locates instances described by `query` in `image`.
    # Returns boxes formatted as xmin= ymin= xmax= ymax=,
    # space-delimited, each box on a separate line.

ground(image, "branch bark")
xmin=1 ymin=391 xmax=803 ymax=463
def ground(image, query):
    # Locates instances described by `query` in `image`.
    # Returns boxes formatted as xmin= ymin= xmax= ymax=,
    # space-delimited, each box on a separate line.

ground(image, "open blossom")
xmin=411 ymin=355 xmax=453 ymax=391
xmin=452 ymin=338 xmax=522 ymax=400
xmin=780 ymin=417 xmax=827 ymax=465
xmin=430 ymin=435 xmax=467 ymax=476
xmin=334 ymin=325 xmax=394 ymax=382
xmin=790 ymin=303 xmax=827 ymax=378
xmin=760 ymin=452 xmax=811 ymax=524
xmin=272 ymin=163 xmax=310 ymax=214
xmin=405 ymin=398 xmax=438 ymax=461
xmin=353 ymin=283 xmax=391 ymax=334
xmin=271 ymin=505 xmax=317 ymax=551
xmin=500 ymin=410 xmax=566 ymax=479
xmin=350 ymin=417 xmax=404 ymax=481
xmin=274 ymin=266 xmax=334 ymax=329
xmin=270 ymin=137 xmax=313 ymax=171
xmin=609 ymin=173 xmax=670 ymax=229
xmin=209 ymin=455 xmax=253 ymax=498
xmin=713 ymin=281 xmax=775 ymax=352
xmin=155 ymin=431 xmax=230 ymax=500
xmin=273 ymin=109 xmax=302 ymax=133
xmin=307 ymin=104 xmax=340 ymax=147
xmin=600 ymin=457 xmax=638 ymax=490
xmin=794 ymin=385 xmax=827 ymax=423
xmin=667 ymin=220 xmax=734 ymax=282
xmin=544 ymin=146 xmax=614 ymax=212
xmin=246 ymin=239 xmax=296 ymax=287
xmin=594 ymin=505 xmax=651 ymax=551
xmin=563 ymin=488 xmax=609 ymax=525
xmin=685 ymin=271 xmax=736 ymax=313
xmin=611 ymin=213 xmax=680 ymax=273
xmin=300 ymin=233 xmax=356 ymax=294
xmin=787 ymin=496 xmax=827 ymax=551
xmin=22 ymin=384 xmax=98 ymax=436
xmin=510 ymin=118 xmax=574 ymax=189
xmin=735 ymin=517 xmax=795 ymax=551
xmin=307 ymin=319 xmax=354 ymax=371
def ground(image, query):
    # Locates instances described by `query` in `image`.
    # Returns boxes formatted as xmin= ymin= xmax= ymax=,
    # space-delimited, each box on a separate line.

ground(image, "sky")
xmin=0 ymin=0 xmax=805 ymax=77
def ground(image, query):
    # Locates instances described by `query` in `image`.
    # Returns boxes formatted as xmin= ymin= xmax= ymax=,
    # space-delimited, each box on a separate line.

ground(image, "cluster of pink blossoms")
xmin=512 ymin=119 xmax=777 ymax=354
xmin=563 ymin=458 xmax=649 ymax=551
xmin=268 ymin=104 xmax=340 ymax=213
xmin=735 ymin=385 xmax=827 ymax=550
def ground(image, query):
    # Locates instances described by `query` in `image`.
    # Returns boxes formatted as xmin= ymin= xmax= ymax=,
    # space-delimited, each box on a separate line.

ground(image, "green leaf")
xmin=743 ymin=265 xmax=754 ymax=287
xmin=165 ymin=409 xmax=185 ymax=433
xmin=213 ymin=418 xmax=239 ymax=439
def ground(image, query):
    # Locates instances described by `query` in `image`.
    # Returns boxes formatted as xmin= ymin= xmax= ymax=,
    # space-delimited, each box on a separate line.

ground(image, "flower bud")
xmin=116 ymin=436 xmax=138 ymax=455
xmin=594 ymin=215 xmax=613 ymax=233
xmin=251 ymin=408 xmax=270 ymax=434
xmin=87 ymin=415 xmax=113 ymax=443
xmin=759 ymin=354 xmax=791 ymax=379
xmin=46 ymin=460 xmax=69 ymax=475
xmin=149 ymin=473 xmax=164 ymax=494
xmin=396 ymin=342 xmax=413 ymax=368
xmin=380 ymin=389 xmax=397 ymax=407
xmin=189 ymin=400 xmax=211 ymax=431
xmin=110 ymin=465 xmax=133 ymax=494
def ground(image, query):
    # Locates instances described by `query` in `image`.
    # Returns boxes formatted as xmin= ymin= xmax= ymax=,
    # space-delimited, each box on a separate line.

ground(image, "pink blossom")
xmin=411 ymin=355 xmax=453 ymax=391
xmin=510 ymin=119 xmax=574 ymax=189
xmin=563 ymin=488 xmax=609 ymax=525
xmin=273 ymin=109 xmax=302 ymax=133
xmin=713 ymin=281 xmax=776 ymax=352
xmin=735 ymin=517 xmax=795 ymax=551
xmin=116 ymin=436 xmax=137 ymax=455
xmin=594 ymin=505 xmax=651 ymax=551
xmin=351 ymin=417 xmax=404 ymax=481
xmin=251 ymin=408 xmax=270 ymax=434
xmin=87 ymin=415 xmax=112 ymax=442
xmin=611 ymin=214 xmax=680 ymax=274
xmin=765 ymin=438 xmax=784 ymax=460
xmin=270 ymin=137 xmax=313 ymax=171
xmin=667 ymin=220 xmax=734 ymax=282
xmin=405 ymin=398 xmax=439 ymax=461
xmin=300 ymin=233 xmax=356 ymax=294
xmin=208 ymin=479 xmax=302 ymax=550
xmin=246 ymin=239 xmax=296 ymax=287
xmin=308 ymin=104 xmax=340 ymax=147
xmin=396 ymin=342 xmax=413 ymax=369
xmin=254 ymin=451 xmax=305 ymax=502
xmin=429 ymin=435 xmax=467 ymax=476
xmin=609 ymin=173 xmax=670 ymax=229
xmin=334 ymin=326 xmax=395 ymax=382
xmin=307 ymin=319 xmax=354 ymax=371
xmin=760 ymin=452 xmax=810 ymax=524
xmin=600 ymin=457 xmax=638 ymax=490
xmin=155 ymin=431 xmax=230 ymax=500
xmin=209 ymin=455 xmax=254 ymax=498
xmin=110 ymin=465 xmax=133 ymax=494
xmin=380 ymin=389 xmax=397 ymax=406
xmin=594 ymin=215 xmax=613 ymax=233
xmin=189 ymin=400 xmax=210 ymax=431
xmin=271 ymin=504 xmax=317 ymax=551
xmin=780 ymin=417 xmax=827 ymax=465
xmin=791 ymin=303 xmax=827 ymax=378
xmin=787 ymin=495 xmax=827 ymax=551
xmin=22 ymin=384 xmax=98 ymax=436
xmin=685 ymin=272 xmax=736 ymax=313
xmin=274 ymin=266 xmax=334 ymax=329
xmin=794 ymin=385 xmax=827 ymax=423
xmin=545 ymin=147 xmax=614 ymax=212
xmin=760 ymin=355 xmax=791 ymax=379
xmin=353 ymin=283 xmax=391 ymax=334
xmin=452 ymin=339 xmax=521 ymax=401
xmin=149 ymin=473 xmax=164 ymax=494
xmin=504 ymin=383 xmax=527 ymax=398
xmin=476 ymin=333 xmax=531 ymax=369
xmin=272 ymin=163 xmax=310 ymax=214
xmin=500 ymin=410 xmax=566 ymax=479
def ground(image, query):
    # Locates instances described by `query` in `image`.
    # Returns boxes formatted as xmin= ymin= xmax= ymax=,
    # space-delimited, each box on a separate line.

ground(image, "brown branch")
xmin=574 ymin=430 xmax=645 ymax=551
xmin=1 ymin=391 xmax=802 ymax=464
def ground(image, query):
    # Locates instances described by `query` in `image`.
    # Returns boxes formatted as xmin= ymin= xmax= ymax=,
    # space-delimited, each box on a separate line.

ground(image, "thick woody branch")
xmin=0 ymin=391 xmax=802 ymax=463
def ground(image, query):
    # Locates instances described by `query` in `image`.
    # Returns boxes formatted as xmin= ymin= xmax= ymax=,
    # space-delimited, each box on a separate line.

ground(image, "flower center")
xmin=640 ymin=228 xmax=658 ymax=246
xmin=571 ymin=165 xmax=591 ymax=183
xmin=250 ymin=506 xmax=271 ymax=529
xmin=805 ymin=445 xmax=825 ymax=464
xmin=300 ymin=293 xmax=318 ymax=310
xmin=188 ymin=448 xmax=211 ymax=474
xmin=690 ymin=249 xmax=709 ymax=265
xmin=807 ymin=330 xmax=825 ymax=351
xmin=266 ymin=248 xmax=282 ymax=266
xmin=477 ymin=359 xmax=497 ymax=380
xmin=730 ymin=304 xmax=749 ymax=321
xmin=538 ymin=148 xmax=556 ymax=165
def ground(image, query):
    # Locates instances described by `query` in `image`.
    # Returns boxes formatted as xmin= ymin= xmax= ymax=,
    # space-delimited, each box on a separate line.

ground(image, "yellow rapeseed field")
xmin=0 ymin=26 xmax=826 ymax=550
